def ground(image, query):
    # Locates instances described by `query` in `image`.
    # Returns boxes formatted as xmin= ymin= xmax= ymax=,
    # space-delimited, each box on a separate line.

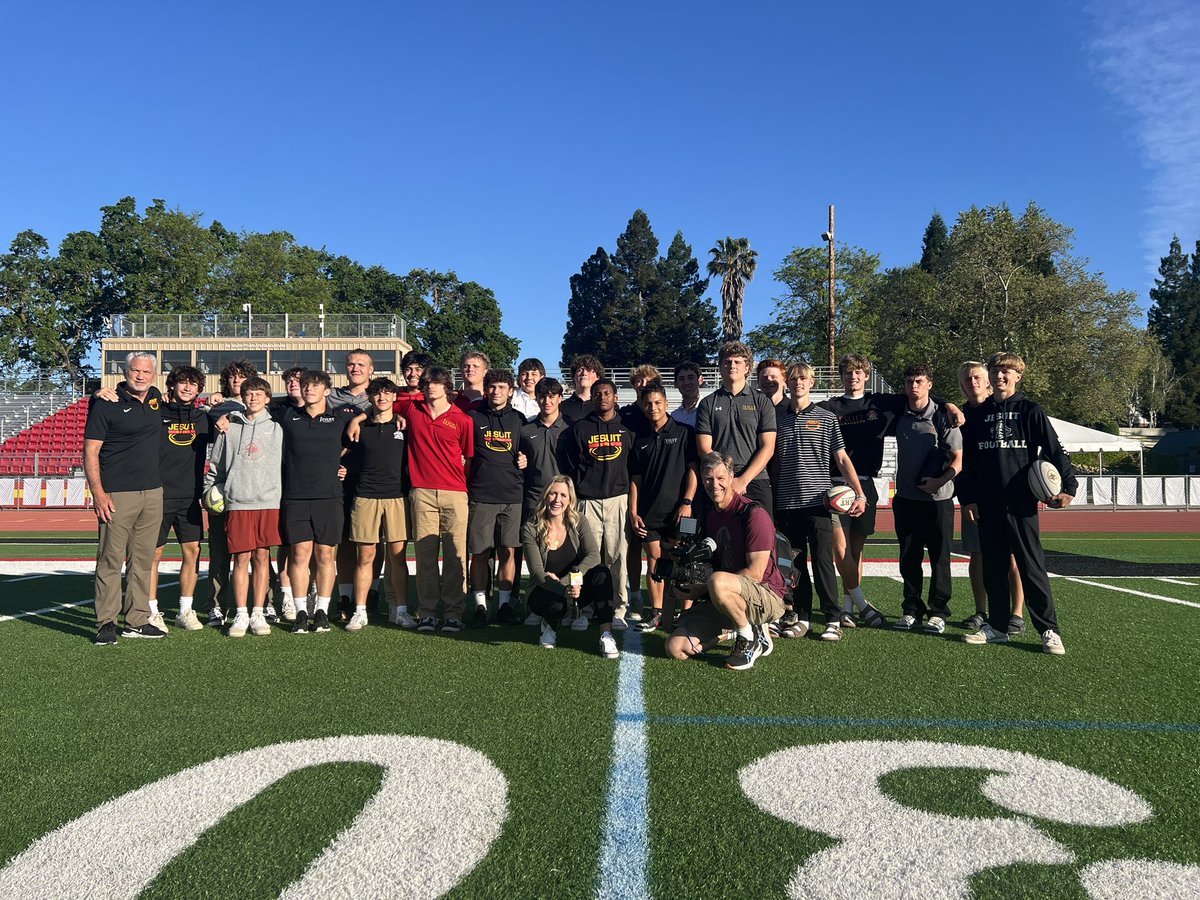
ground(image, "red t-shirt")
xmin=397 ymin=397 xmax=474 ymax=492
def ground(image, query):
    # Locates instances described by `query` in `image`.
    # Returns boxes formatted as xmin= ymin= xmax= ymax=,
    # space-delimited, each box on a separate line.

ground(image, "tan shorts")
xmin=349 ymin=496 xmax=409 ymax=544
xmin=673 ymin=575 xmax=784 ymax=644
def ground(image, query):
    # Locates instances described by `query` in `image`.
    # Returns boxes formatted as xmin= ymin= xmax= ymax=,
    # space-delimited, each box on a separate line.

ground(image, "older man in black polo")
xmin=84 ymin=351 xmax=166 ymax=644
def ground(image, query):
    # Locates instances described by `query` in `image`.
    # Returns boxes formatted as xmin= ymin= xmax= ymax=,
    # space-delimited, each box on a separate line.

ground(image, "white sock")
xmin=498 ymin=590 xmax=512 ymax=607
xmin=473 ymin=590 xmax=487 ymax=607
xmin=316 ymin=595 xmax=331 ymax=613
xmin=148 ymin=599 xmax=159 ymax=615
xmin=178 ymin=596 xmax=193 ymax=614
xmin=338 ymin=582 xmax=352 ymax=599
xmin=736 ymin=623 xmax=755 ymax=640
xmin=281 ymin=586 xmax=293 ymax=603
xmin=355 ymin=604 xmax=366 ymax=614
xmin=234 ymin=608 xmax=249 ymax=622
xmin=396 ymin=604 xmax=408 ymax=614
xmin=850 ymin=586 xmax=868 ymax=611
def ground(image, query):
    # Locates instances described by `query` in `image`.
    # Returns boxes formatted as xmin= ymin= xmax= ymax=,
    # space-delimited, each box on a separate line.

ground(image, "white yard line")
xmin=0 ymin=598 xmax=95 ymax=623
xmin=1156 ymin=577 xmax=1198 ymax=587
xmin=1054 ymin=575 xmax=1200 ymax=610
xmin=596 ymin=628 xmax=650 ymax=900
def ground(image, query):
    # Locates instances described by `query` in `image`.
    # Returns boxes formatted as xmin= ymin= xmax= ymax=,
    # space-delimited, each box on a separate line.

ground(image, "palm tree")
xmin=707 ymin=236 xmax=758 ymax=344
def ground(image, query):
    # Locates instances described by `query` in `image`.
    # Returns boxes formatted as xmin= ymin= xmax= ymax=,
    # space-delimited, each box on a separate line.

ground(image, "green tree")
xmin=1148 ymin=236 xmax=1200 ymax=427
xmin=918 ymin=212 xmax=948 ymax=274
xmin=418 ymin=273 xmax=519 ymax=369
xmin=707 ymin=236 xmax=758 ymax=344
xmin=653 ymin=231 xmax=718 ymax=364
xmin=562 ymin=248 xmax=624 ymax=366
xmin=0 ymin=230 xmax=110 ymax=388
xmin=745 ymin=244 xmax=881 ymax=363
xmin=867 ymin=203 xmax=1143 ymax=424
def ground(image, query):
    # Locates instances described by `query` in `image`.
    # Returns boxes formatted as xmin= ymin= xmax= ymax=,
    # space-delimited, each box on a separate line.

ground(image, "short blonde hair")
xmin=629 ymin=364 xmax=661 ymax=387
xmin=987 ymin=351 xmax=1025 ymax=375
xmin=787 ymin=362 xmax=814 ymax=381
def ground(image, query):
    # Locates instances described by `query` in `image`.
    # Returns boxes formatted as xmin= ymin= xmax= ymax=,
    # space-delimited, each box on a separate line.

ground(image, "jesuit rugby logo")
xmin=167 ymin=423 xmax=197 ymax=447
xmin=484 ymin=429 xmax=513 ymax=452
xmin=587 ymin=433 xmax=623 ymax=461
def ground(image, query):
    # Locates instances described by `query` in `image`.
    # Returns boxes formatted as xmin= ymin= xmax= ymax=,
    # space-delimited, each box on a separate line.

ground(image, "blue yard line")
xmin=642 ymin=713 xmax=1200 ymax=735
xmin=596 ymin=628 xmax=650 ymax=900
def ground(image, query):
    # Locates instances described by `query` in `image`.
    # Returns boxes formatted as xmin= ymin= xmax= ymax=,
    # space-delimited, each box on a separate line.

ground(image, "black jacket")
xmin=957 ymin=391 xmax=1077 ymax=512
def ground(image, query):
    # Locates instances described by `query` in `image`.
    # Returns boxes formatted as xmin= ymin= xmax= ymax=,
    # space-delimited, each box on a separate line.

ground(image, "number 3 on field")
xmin=0 ymin=735 xmax=507 ymax=900
xmin=739 ymin=739 xmax=1189 ymax=899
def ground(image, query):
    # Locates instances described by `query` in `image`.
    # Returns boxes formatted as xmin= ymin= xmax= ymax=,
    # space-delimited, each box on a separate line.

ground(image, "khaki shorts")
xmin=350 ymin=496 xmax=409 ymax=544
xmin=832 ymin=478 xmax=878 ymax=537
xmin=673 ymin=575 xmax=784 ymax=644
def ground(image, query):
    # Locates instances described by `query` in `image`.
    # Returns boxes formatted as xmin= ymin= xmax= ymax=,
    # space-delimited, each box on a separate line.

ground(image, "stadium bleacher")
xmin=0 ymin=396 xmax=89 ymax=476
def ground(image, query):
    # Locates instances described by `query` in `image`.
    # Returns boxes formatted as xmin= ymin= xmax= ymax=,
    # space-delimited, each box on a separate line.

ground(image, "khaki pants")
xmin=95 ymin=488 xmax=164 ymax=627
xmin=410 ymin=488 xmax=468 ymax=620
xmin=579 ymin=495 xmax=629 ymax=618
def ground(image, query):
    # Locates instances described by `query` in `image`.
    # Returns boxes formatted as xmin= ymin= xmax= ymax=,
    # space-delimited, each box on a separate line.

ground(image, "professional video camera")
xmin=650 ymin=517 xmax=716 ymax=588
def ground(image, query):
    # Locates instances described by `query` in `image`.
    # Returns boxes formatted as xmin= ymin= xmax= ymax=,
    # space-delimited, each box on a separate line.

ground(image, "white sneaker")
xmin=1042 ymin=630 xmax=1066 ymax=655
xmin=963 ymin=623 xmax=1009 ymax=645
xmin=148 ymin=611 xmax=169 ymax=634
xmin=394 ymin=610 xmax=418 ymax=629
xmin=570 ymin=614 xmax=589 ymax=631
xmin=894 ymin=615 xmax=917 ymax=631
xmin=346 ymin=610 xmax=368 ymax=632
xmin=249 ymin=611 xmax=271 ymax=636
xmin=611 ymin=615 xmax=628 ymax=631
xmin=281 ymin=594 xmax=297 ymax=622
xmin=524 ymin=611 xmax=542 ymax=626
xmin=539 ymin=622 xmax=557 ymax=649
xmin=228 ymin=611 xmax=250 ymax=638
xmin=924 ymin=616 xmax=946 ymax=634
xmin=175 ymin=609 xmax=203 ymax=631
xmin=599 ymin=632 xmax=619 ymax=659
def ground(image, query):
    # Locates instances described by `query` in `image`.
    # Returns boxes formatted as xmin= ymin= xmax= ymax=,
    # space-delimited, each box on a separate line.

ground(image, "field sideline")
xmin=2 ymin=526 xmax=1198 ymax=898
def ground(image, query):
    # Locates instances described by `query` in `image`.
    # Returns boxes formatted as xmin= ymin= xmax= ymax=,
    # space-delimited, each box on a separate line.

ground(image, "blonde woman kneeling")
xmin=521 ymin=476 xmax=618 ymax=658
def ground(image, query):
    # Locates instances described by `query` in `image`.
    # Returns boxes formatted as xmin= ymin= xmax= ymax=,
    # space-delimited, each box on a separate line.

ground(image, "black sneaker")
xmin=441 ymin=618 xmax=465 ymax=634
xmin=367 ymin=588 xmax=382 ymax=618
xmin=725 ymin=631 xmax=762 ymax=670
xmin=471 ymin=604 xmax=488 ymax=628
xmin=336 ymin=595 xmax=353 ymax=623
xmin=121 ymin=622 xmax=166 ymax=639
xmin=313 ymin=609 xmax=331 ymax=633
xmin=94 ymin=621 xmax=118 ymax=646
xmin=637 ymin=610 xmax=662 ymax=632
xmin=416 ymin=617 xmax=438 ymax=633
xmin=496 ymin=602 xmax=517 ymax=625
xmin=293 ymin=610 xmax=310 ymax=634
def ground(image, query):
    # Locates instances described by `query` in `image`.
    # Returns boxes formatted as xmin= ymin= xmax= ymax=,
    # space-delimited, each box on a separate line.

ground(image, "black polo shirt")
xmin=84 ymin=385 xmax=164 ymax=493
xmin=344 ymin=417 xmax=407 ymax=499
xmin=275 ymin=404 xmax=354 ymax=500
xmin=520 ymin=414 xmax=571 ymax=505
xmin=560 ymin=393 xmax=593 ymax=424
xmin=695 ymin=383 xmax=777 ymax=482
xmin=631 ymin=418 xmax=697 ymax=529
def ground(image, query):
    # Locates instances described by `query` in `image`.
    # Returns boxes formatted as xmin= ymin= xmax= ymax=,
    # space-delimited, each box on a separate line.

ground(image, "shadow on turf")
xmin=14 ymin=605 xmax=97 ymax=640
xmin=1040 ymin=551 xmax=1200 ymax=578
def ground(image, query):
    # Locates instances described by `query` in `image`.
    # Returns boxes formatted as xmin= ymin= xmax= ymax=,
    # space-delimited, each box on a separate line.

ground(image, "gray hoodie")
xmin=203 ymin=409 xmax=284 ymax=510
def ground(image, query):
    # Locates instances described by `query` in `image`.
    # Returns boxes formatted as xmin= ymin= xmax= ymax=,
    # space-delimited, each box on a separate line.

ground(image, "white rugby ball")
xmin=204 ymin=484 xmax=226 ymax=515
xmin=825 ymin=485 xmax=857 ymax=514
xmin=1028 ymin=460 xmax=1062 ymax=502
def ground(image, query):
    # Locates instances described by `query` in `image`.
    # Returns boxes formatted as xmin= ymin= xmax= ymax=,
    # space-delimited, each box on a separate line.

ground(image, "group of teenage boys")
xmin=86 ymin=339 xmax=1075 ymax=658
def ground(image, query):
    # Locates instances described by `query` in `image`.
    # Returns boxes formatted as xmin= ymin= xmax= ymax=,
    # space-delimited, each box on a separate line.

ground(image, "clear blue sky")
xmin=4 ymin=1 xmax=1197 ymax=369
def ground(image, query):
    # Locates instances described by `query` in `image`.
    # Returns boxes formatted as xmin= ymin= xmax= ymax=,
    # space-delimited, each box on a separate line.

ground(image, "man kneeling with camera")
xmin=663 ymin=452 xmax=785 ymax=670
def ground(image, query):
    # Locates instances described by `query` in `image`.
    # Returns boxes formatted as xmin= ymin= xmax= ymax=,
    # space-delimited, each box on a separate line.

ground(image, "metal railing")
xmin=111 ymin=313 xmax=408 ymax=342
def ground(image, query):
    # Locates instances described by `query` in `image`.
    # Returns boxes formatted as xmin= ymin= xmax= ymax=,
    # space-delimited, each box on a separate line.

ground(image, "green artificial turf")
xmin=2 ymin=533 xmax=1198 ymax=898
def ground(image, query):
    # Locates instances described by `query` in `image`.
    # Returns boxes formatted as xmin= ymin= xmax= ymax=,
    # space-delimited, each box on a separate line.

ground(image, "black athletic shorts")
xmin=282 ymin=497 xmax=344 ymax=546
xmin=158 ymin=496 xmax=203 ymax=547
xmin=642 ymin=522 xmax=677 ymax=545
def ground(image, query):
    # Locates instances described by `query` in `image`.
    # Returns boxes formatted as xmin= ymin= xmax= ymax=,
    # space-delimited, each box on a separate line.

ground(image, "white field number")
xmin=739 ymin=740 xmax=1200 ymax=899
xmin=0 ymin=735 xmax=508 ymax=900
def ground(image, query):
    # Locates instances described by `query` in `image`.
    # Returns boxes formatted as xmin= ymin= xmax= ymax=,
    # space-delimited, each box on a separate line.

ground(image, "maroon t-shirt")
xmin=705 ymin=492 xmax=785 ymax=598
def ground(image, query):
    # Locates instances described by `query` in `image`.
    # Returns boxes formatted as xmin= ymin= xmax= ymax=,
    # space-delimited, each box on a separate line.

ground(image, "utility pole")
xmin=822 ymin=205 xmax=836 ymax=373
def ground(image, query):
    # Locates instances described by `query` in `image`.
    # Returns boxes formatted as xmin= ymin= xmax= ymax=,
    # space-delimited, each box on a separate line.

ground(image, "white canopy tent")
xmin=1049 ymin=417 xmax=1144 ymax=474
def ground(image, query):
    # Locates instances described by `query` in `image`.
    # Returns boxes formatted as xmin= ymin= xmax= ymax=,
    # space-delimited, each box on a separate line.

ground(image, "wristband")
xmin=679 ymin=498 xmax=692 ymax=505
